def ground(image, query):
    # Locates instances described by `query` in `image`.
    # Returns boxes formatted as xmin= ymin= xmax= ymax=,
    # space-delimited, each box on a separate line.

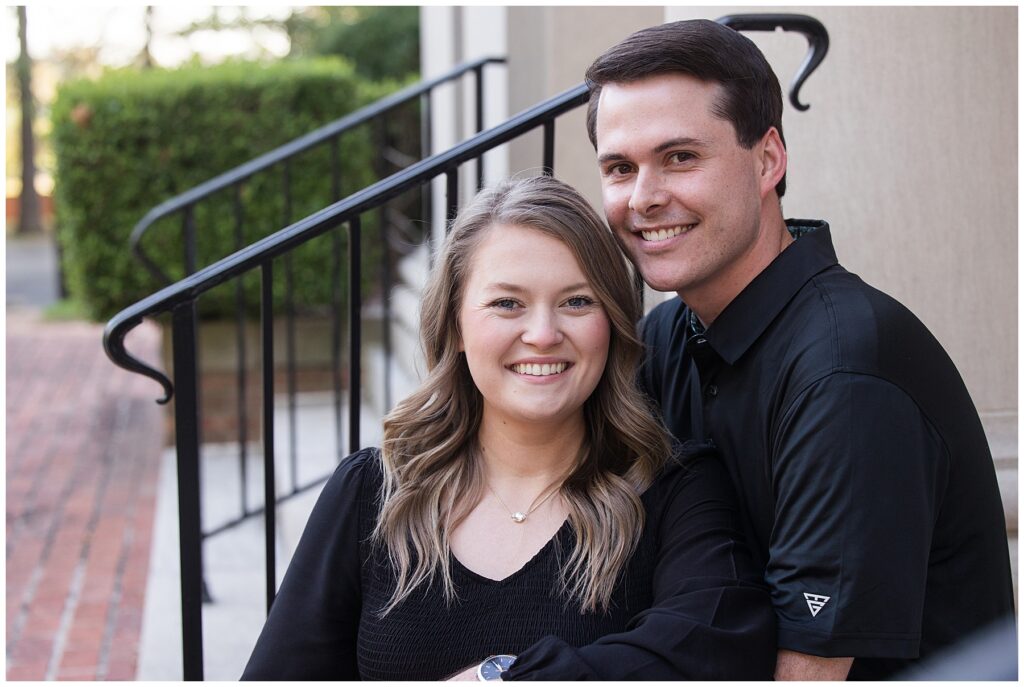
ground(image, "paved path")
xmin=6 ymin=308 xmax=165 ymax=680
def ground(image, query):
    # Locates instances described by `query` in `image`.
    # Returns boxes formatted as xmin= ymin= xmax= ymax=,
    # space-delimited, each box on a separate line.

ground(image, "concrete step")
xmin=137 ymin=390 xmax=387 ymax=679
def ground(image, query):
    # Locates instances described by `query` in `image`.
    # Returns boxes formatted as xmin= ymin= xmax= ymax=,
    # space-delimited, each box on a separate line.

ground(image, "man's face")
xmin=595 ymin=73 xmax=771 ymax=304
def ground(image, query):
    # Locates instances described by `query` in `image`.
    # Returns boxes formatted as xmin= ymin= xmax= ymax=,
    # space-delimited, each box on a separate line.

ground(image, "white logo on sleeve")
xmin=803 ymin=592 xmax=831 ymax=617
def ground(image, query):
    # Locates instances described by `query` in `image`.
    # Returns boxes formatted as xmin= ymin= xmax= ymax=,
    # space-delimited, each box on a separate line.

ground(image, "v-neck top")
xmin=241 ymin=445 xmax=777 ymax=680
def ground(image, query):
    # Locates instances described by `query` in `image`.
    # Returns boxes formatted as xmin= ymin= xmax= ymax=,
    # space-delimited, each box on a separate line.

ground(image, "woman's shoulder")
xmin=320 ymin=446 xmax=384 ymax=506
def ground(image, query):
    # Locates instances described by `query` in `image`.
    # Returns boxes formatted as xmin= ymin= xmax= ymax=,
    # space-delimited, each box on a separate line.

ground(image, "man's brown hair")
xmin=586 ymin=19 xmax=787 ymax=196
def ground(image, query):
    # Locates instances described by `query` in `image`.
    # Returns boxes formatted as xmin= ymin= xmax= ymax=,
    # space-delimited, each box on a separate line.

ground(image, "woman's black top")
xmin=242 ymin=444 xmax=776 ymax=680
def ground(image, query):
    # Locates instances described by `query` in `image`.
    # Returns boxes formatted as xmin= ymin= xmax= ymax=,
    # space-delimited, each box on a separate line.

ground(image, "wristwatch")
xmin=477 ymin=654 xmax=516 ymax=681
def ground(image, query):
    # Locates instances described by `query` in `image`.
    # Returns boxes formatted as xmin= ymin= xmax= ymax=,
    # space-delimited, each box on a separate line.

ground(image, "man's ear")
xmin=758 ymin=127 xmax=787 ymax=198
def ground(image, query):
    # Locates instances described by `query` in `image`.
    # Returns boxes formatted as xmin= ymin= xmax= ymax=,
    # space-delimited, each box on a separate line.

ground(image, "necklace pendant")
xmin=511 ymin=512 xmax=527 ymax=523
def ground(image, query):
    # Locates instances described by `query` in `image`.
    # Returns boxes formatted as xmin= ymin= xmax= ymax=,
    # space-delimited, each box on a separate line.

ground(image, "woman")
xmin=242 ymin=176 xmax=775 ymax=680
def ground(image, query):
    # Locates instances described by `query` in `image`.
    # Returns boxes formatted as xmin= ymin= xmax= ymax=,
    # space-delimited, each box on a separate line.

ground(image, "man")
xmin=585 ymin=19 xmax=1014 ymax=680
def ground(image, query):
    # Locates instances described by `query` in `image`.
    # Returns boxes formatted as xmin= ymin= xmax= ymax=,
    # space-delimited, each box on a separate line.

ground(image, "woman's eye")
xmin=492 ymin=298 xmax=519 ymax=310
xmin=566 ymin=295 xmax=595 ymax=309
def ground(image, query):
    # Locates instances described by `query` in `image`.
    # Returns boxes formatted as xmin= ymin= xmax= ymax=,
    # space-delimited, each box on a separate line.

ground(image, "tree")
xmin=136 ymin=6 xmax=155 ymax=69
xmin=175 ymin=7 xmax=420 ymax=81
xmin=15 ymin=5 xmax=42 ymax=234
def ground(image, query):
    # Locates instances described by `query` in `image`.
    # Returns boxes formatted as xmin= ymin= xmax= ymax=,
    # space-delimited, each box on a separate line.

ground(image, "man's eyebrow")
xmin=653 ymin=137 xmax=709 ymax=153
xmin=598 ymin=137 xmax=710 ymax=165
xmin=597 ymin=151 xmax=628 ymax=165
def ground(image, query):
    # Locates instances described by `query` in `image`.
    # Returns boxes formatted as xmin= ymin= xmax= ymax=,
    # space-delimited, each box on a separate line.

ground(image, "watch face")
xmin=480 ymin=655 xmax=516 ymax=680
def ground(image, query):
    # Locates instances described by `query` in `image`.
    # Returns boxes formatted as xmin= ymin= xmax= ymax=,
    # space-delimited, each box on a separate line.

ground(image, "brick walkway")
xmin=6 ymin=310 xmax=165 ymax=680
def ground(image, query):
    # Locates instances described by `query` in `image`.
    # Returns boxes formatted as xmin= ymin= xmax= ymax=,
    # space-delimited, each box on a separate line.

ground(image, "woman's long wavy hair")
xmin=372 ymin=175 xmax=671 ymax=615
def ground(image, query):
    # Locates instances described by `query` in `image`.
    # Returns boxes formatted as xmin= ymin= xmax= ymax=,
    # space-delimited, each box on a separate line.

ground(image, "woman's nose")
xmin=520 ymin=310 xmax=563 ymax=349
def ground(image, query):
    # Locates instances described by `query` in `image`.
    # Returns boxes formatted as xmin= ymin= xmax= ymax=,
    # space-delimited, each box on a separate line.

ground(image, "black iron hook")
xmin=716 ymin=13 xmax=830 ymax=112
xmin=103 ymin=314 xmax=174 ymax=404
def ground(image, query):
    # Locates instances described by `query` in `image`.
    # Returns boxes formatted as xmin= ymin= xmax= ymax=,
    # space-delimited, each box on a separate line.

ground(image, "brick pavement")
xmin=6 ymin=310 xmax=165 ymax=680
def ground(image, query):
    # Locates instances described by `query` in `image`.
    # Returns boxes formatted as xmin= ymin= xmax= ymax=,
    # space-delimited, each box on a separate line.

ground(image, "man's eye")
xmin=605 ymin=163 xmax=633 ymax=176
xmin=669 ymin=151 xmax=694 ymax=164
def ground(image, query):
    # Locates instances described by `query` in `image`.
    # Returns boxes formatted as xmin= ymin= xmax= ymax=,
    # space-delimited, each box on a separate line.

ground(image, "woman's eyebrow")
xmin=483 ymin=281 xmax=590 ymax=294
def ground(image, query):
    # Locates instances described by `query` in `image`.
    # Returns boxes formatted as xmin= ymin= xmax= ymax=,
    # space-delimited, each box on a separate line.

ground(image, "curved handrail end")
xmin=717 ymin=13 xmax=830 ymax=112
xmin=103 ymin=313 xmax=174 ymax=405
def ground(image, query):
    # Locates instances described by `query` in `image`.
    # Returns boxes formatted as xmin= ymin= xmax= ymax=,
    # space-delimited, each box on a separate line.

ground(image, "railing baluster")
xmin=542 ymin=119 xmax=555 ymax=176
xmin=381 ymin=209 xmax=393 ymax=412
xmin=183 ymin=205 xmax=197 ymax=276
xmin=474 ymin=64 xmax=485 ymax=190
xmin=234 ymin=185 xmax=249 ymax=516
xmin=330 ymin=135 xmax=342 ymax=201
xmin=260 ymin=261 xmax=277 ymax=613
xmin=171 ymin=301 xmax=204 ymax=680
xmin=348 ymin=216 xmax=362 ymax=454
xmin=330 ymin=137 xmax=344 ymax=462
xmin=421 ymin=93 xmax=434 ymax=268
xmin=446 ymin=169 xmax=459 ymax=229
xmin=283 ymin=163 xmax=298 ymax=493
xmin=332 ymin=227 xmax=344 ymax=462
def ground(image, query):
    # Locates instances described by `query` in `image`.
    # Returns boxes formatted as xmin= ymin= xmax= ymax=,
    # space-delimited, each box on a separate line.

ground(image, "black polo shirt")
xmin=640 ymin=220 xmax=1014 ymax=679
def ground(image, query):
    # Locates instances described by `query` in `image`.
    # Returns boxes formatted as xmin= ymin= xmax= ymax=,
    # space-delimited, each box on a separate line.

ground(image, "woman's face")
xmin=458 ymin=223 xmax=611 ymax=430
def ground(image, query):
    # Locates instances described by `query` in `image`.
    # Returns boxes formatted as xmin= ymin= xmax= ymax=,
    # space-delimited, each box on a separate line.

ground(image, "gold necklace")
xmin=486 ymin=480 xmax=561 ymax=523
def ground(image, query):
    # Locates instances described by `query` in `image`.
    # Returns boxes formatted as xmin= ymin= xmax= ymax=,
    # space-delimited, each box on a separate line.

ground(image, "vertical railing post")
xmin=542 ymin=120 xmax=555 ymax=176
xmin=183 ymin=205 xmax=197 ymax=276
xmin=381 ymin=213 xmax=393 ymax=413
xmin=474 ymin=64 xmax=486 ymax=190
xmin=171 ymin=301 xmax=204 ymax=680
xmin=233 ymin=185 xmax=249 ymax=516
xmin=260 ymin=261 xmax=277 ymax=613
xmin=282 ymin=163 xmax=298 ymax=492
xmin=420 ymin=92 xmax=434 ymax=266
xmin=330 ymin=138 xmax=345 ymax=462
xmin=446 ymin=169 xmax=459 ymax=229
xmin=348 ymin=217 xmax=362 ymax=454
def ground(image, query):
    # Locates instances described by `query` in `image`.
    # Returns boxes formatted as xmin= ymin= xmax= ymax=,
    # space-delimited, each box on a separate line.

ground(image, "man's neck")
xmin=682 ymin=213 xmax=793 ymax=327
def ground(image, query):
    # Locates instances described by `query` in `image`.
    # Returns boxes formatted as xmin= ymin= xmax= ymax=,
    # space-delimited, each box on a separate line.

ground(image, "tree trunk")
xmin=16 ymin=6 xmax=42 ymax=235
xmin=138 ymin=6 xmax=155 ymax=69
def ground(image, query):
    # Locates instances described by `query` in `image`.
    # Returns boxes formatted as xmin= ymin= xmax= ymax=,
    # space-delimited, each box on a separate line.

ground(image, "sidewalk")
xmin=6 ymin=306 xmax=165 ymax=680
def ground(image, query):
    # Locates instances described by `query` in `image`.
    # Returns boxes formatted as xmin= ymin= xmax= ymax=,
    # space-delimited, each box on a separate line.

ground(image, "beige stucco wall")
xmin=663 ymin=6 xmax=1017 ymax=422
xmin=421 ymin=8 xmax=1017 ymax=529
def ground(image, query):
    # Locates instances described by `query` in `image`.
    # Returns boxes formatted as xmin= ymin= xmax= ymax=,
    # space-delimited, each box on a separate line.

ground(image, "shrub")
xmin=51 ymin=58 xmax=399 ymax=321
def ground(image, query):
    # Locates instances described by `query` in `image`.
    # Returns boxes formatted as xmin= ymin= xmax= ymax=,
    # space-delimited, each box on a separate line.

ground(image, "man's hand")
xmin=446 ymin=663 xmax=480 ymax=681
xmin=775 ymin=650 xmax=853 ymax=680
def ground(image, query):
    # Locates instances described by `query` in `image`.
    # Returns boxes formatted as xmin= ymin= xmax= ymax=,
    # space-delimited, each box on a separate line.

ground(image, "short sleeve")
xmin=768 ymin=373 xmax=948 ymax=657
xmin=505 ymin=448 xmax=777 ymax=680
xmin=241 ymin=449 xmax=379 ymax=680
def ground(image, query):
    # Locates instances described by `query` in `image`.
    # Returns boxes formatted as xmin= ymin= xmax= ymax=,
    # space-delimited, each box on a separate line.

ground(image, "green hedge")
xmin=51 ymin=58 xmax=400 ymax=321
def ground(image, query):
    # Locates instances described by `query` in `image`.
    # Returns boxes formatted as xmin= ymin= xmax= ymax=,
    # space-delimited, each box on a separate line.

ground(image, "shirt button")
xmin=707 ymin=384 xmax=718 ymax=397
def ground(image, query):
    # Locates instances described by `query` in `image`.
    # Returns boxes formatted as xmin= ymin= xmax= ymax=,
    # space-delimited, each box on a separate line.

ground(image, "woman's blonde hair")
xmin=372 ymin=175 xmax=671 ymax=615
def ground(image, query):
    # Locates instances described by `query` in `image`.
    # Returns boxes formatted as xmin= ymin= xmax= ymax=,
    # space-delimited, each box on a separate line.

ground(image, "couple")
xmin=243 ymin=20 xmax=1013 ymax=681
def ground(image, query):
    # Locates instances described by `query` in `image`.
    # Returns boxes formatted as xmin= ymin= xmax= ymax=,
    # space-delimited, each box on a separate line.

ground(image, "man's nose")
xmin=628 ymin=168 xmax=669 ymax=216
xmin=521 ymin=309 xmax=563 ymax=349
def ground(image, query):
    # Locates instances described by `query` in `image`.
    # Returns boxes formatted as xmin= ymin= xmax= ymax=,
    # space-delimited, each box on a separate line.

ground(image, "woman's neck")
xmin=476 ymin=410 xmax=585 ymax=482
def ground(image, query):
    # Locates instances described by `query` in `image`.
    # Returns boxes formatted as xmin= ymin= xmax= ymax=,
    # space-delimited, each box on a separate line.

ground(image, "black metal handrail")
xmin=105 ymin=83 xmax=588 ymax=402
xmin=105 ymin=82 xmax=589 ymax=681
xmin=130 ymin=55 xmax=506 ymax=284
xmin=103 ymin=14 xmax=828 ymax=680
xmin=121 ymin=57 xmax=508 ymax=572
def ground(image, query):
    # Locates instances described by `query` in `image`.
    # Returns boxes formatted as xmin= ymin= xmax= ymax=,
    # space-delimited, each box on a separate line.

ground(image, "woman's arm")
xmin=504 ymin=448 xmax=777 ymax=680
xmin=240 ymin=450 xmax=376 ymax=680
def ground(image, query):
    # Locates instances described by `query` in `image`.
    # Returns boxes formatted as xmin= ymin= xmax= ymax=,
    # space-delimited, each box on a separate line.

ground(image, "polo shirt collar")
xmin=696 ymin=219 xmax=837 ymax=365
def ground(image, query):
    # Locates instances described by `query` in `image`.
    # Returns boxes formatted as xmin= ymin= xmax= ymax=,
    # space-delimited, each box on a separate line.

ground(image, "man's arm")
xmin=775 ymin=650 xmax=852 ymax=681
